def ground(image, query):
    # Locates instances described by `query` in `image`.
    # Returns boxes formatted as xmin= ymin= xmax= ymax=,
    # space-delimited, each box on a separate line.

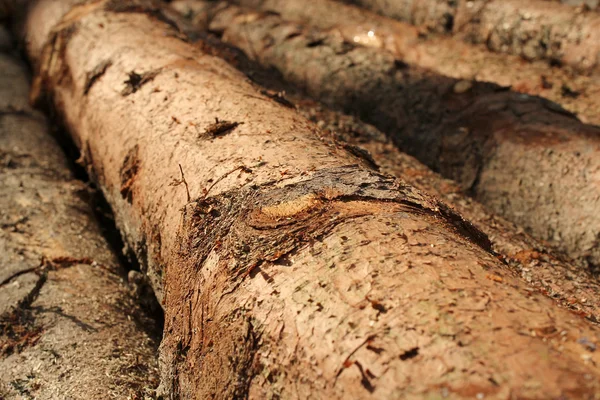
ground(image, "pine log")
xmin=344 ymin=0 xmax=600 ymax=74
xmin=20 ymin=1 xmax=600 ymax=398
xmin=169 ymin=1 xmax=600 ymax=273
xmin=292 ymin=95 xmax=600 ymax=323
xmin=169 ymin=5 xmax=600 ymax=323
xmin=177 ymin=0 xmax=600 ymax=125
xmin=0 ymin=25 xmax=158 ymax=399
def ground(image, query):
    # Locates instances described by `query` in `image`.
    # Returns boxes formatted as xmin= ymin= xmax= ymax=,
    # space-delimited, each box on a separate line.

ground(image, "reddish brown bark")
xmin=18 ymin=1 xmax=600 ymax=398
xmin=171 ymin=2 xmax=600 ymax=273
xmin=0 ymin=25 xmax=158 ymax=399
xmin=190 ymin=0 xmax=600 ymax=125
xmin=344 ymin=0 xmax=600 ymax=74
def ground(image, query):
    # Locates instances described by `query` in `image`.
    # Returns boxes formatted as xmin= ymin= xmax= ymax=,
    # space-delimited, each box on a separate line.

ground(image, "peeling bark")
xmin=171 ymin=2 xmax=600 ymax=273
xmin=344 ymin=0 xmax=600 ymax=74
xmin=179 ymin=0 xmax=600 ymax=125
xmin=18 ymin=1 xmax=600 ymax=398
xmin=0 ymin=25 xmax=158 ymax=399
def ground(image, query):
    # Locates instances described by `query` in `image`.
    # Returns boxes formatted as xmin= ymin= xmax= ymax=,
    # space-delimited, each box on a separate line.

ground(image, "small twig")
xmin=18 ymin=272 xmax=47 ymax=310
xmin=170 ymin=164 xmax=191 ymax=202
xmin=0 ymin=270 xmax=48 ymax=320
xmin=0 ymin=256 xmax=100 ymax=289
xmin=201 ymin=165 xmax=252 ymax=200
xmin=334 ymin=333 xmax=378 ymax=384
xmin=0 ymin=266 xmax=40 ymax=288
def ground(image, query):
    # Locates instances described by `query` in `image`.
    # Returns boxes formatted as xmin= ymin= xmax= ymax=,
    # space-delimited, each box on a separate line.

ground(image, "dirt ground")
xmin=0 ymin=24 xmax=160 ymax=399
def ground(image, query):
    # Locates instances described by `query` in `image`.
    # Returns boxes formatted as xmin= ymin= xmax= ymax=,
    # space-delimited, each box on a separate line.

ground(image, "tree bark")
xmin=0 ymin=25 xmax=158 ymax=399
xmin=170 ymin=1 xmax=600 ymax=272
xmin=170 ymin=2 xmax=600 ymax=322
xmin=289 ymin=93 xmax=600 ymax=323
xmin=18 ymin=1 xmax=600 ymax=398
xmin=179 ymin=0 xmax=600 ymax=126
xmin=344 ymin=0 xmax=600 ymax=74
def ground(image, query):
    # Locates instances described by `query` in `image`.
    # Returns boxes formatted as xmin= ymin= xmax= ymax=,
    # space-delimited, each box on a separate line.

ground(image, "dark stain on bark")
xmin=561 ymin=85 xmax=581 ymax=99
xmin=121 ymin=70 xmax=160 ymax=96
xmin=399 ymin=346 xmax=419 ymax=361
xmin=354 ymin=361 xmax=375 ymax=393
xmin=120 ymin=145 xmax=140 ymax=203
xmin=83 ymin=60 xmax=112 ymax=95
xmin=203 ymin=118 xmax=244 ymax=138
xmin=31 ymin=23 xmax=79 ymax=106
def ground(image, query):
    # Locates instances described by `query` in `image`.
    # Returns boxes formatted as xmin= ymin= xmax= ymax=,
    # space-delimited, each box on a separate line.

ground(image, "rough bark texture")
xmin=19 ymin=1 xmax=600 ymax=399
xmin=167 ymin=6 xmax=600 ymax=324
xmin=171 ymin=2 xmax=600 ymax=273
xmin=344 ymin=0 xmax=600 ymax=74
xmin=176 ymin=0 xmax=600 ymax=126
xmin=0 ymin=25 xmax=159 ymax=399
xmin=347 ymin=0 xmax=455 ymax=35
xmin=291 ymin=95 xmax=600 ymax=325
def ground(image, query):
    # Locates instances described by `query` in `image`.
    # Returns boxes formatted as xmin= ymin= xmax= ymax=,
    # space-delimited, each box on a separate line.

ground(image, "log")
xmin=19 ymin=0 xmax=600 ymax=398
xmin=169 ymin=3 xmax=600 ymax=323
xmin=0 ymin=25 xmax=158 ymax=399
xmin=290 ymin=94 xmax=600 ymax=323
xmin=179 ymin=0 xmax=600 ymax=125
xmin=344 ymin=0 xmax=600 ymax=74
xmin=170 ymin=2 xmax=600 ymax=273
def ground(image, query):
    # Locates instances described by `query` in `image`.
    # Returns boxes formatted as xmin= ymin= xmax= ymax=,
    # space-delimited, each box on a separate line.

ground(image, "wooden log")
xmin=0 ymin=25 xmax=158 ymax=399
xmin=344 ymin=0 xmax=600 ymax=74
xmin=289 ymin=92 xmax=600 ymax=324
xmin=170 ymin=2 xmax=600 ymax=323
xmin=20 ymin=1 xmax=600 ymax=398
xmin=170 ymin=1 xmax=600 ymax=273
xmin=177 ymin=0 xmax=600 ymax=125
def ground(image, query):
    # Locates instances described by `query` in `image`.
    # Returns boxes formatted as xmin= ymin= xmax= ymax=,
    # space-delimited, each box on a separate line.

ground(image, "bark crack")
xmin=83 ymin=59 xmax=112 ymax=95
xmin=178 ymin=165 xmax=493 ymax=300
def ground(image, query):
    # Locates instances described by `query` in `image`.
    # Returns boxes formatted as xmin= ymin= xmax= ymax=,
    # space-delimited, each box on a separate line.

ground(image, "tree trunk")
xmin=177 ymin=0 xmax=600 ymax=126
xmin=288 ymin=94 xmax=600 ymax=323
xmin=344 ymin=0 xmax=600 ymax=74
xmin=19 ymin=1 xmax=600 ymax=398
xmin=171 ymin=3 xmax=600 ymax=322
xmin=0 ymin=25 xmax=158 ymax=399
xmin=170 ymin=1 xmax=600 ymax=272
